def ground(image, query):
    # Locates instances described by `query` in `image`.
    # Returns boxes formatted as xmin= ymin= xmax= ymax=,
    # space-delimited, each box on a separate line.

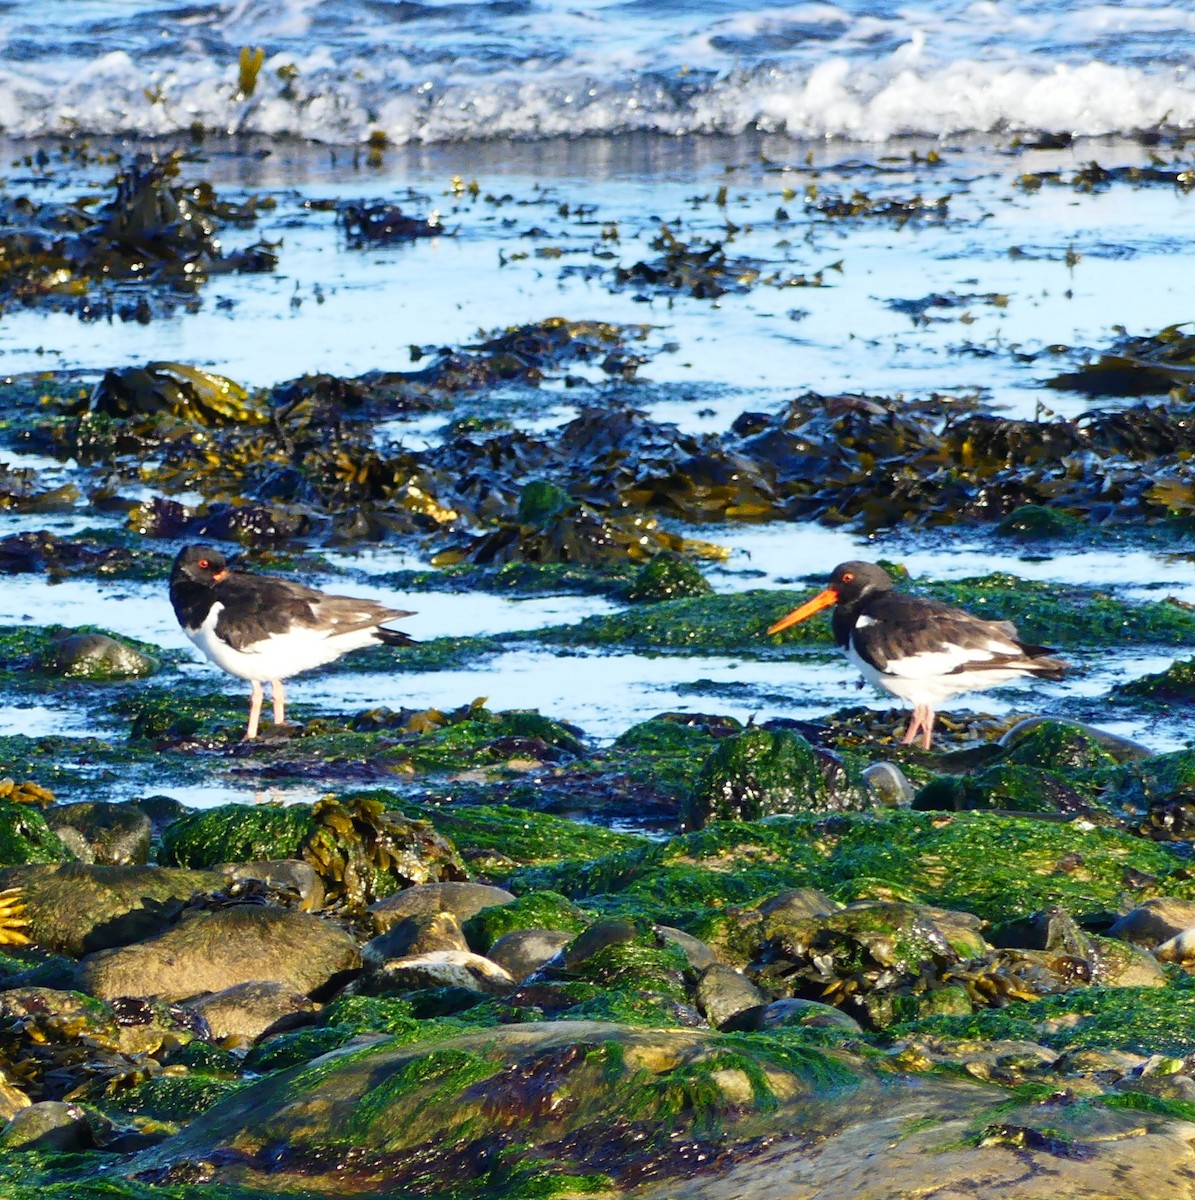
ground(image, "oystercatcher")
xmin=169 ymin=545 xmax=416 ymax=740
xmin=766 ymin=560 xmax=1067 ymax=749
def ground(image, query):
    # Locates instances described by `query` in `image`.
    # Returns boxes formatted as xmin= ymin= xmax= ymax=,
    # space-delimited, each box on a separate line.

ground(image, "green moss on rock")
xmin=159 ymin=804 xmax=311 ymax=867
xmin=624 ymin=553 xmax=714 ymax=603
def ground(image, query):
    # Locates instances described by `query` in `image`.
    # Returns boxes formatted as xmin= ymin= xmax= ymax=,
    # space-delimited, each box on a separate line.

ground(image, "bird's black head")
xmin=826 ymin=560 xmax=895 ymax=603
xmin=172 ymin=545 xmax=231 ymax=587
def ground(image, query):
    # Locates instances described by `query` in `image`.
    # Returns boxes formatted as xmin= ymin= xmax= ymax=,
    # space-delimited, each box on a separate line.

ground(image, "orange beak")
xmin=766 ymin=586 xmax=838 ymax=635
xmin=212 ymin=569 xmax=230 ymax=583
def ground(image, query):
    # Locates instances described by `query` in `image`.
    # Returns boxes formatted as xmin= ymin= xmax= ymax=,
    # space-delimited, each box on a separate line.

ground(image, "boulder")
xmin=487 ymin=929 xmax=572 ymax=982
xmin=78 ymin=906 xmax=361 ymax=1001
xmin=186 ymin=981 xmax=317 ymax=1043
xmin=44 ymin=802 xmax=152 ymax=866
xmin=368 ymin=881 xmax=515 ymax=934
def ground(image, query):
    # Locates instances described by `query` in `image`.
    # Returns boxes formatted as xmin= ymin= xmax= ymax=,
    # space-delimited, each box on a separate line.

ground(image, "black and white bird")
xmin=766 ymin=560 xmax=1067 ymax=749
xmin=169 ymin=545 xmax=416 ymax=740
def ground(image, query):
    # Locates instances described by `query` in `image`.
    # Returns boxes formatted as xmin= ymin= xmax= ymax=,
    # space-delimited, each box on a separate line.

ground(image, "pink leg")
xmin=272 ymin=680 xmax=286 ymax=727
xmin=245 ymin=680 xmax=264 ymax=741
xmin=901 ymin=705 xmax=937 ymax=750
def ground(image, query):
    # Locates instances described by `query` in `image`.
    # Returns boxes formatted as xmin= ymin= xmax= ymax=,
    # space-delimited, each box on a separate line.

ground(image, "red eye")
xmin=841 ymin=571 xmax=854 ymax=582
xmin=198 ymin=559 xmax=210 ymax=569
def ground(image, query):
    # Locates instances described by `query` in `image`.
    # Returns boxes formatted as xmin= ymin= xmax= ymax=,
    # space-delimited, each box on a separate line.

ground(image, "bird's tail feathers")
xmin=376 ymin=627 xmax=417 ymax=648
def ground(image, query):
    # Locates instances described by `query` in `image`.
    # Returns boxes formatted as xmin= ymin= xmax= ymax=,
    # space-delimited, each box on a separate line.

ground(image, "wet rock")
xmin=724 ymin=997 xmax=865 ymax=1033
xmin=1108 ymin=898 xmax=1195 ymax=948
xmin=0 ymin=862 xmax=223 ymax=956
xmin=655 ymin=925 xmax=720 ymax=971
xmin=0 ymin=801 xmax=71 ymax=869
xmin=125 ymin=1020 xmax=863 ymax=1194
xmin=696 ymin=964 xmax=766 ymax=1029
xmin=684 ymin=728 xmax=869 ymax=829
xmin=44 ymin=632 xmax=158 ymax=681
xmin=1090 ymin=935 xmax=1167 ymax=987
xmin=362 ymin=911 xmax=469 ymax=967
xmin=44 ymin=801 xmax=152 ymax=866
xmin=996 ymin=503 xmax=1085 ymax=540
xmin=185 ymin=981 xmax=316 ymax=1043
xmin=78 ymin=906 xmax=362 ymax=1002
xmin=624 ymin=553 xmax=713 ymax=602
xmin=218 ymin=859 xmax=325 ymax=912
xmin=0 ymin=1101 xmax=90 ymax=1151
xmin=487 ymin=929 xmax=573 ymax=982
xmin=369 ymin=881 xmax=516 ymax=934
xmin=353 ymin=949 xmax=515 ymax=996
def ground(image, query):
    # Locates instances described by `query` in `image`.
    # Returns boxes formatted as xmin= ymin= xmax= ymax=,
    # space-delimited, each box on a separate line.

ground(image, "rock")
xmin=125 ymin=1020 xmax=863 ymax=1194
xmin=487 ymin=929 xmax=573 ymax=982
xmin=126 ymin=1019 xmax=1195 ymax=1199
xmin=862 ymin=761 xmax=915 ymax=806
xmin=1109 ymin=898 xmax=1195 ymax=948
xmin=0 ymin=862 xmax=224 ymax=956
xmin=218 ymin=859 xmax=325 ymax=912
xmin=352 ymin=949 xmax=515 ymax=996
xmin=1000 ymin=720 xmax=1119 ymax=770
xmin=45 ymin=632 xmax=159 ymax=681
xmin=563 ymin=919 xmax=639 ymax=969
xmin=0 ymin=1101 xmax=90 ymax=1151
xmin=369 ymin=881 xmax=515 ymax=934
xmin=1154 ymin=928 xmax=1195 ymax=965
xmin=757 ymin=888 xmax=841 ymax=921
xmin=743 ymin=998 xmax=863 ymax=1036
xmin=683 ymin=728 xmax=869 ymax=829
xmin=78 ymin=905 xmax=362 ymax=1001
xmin=0 ymin=801 xmax=70 ymax=869
xmin=1000 ymin=716 xmax=1154 ymax=763
xmin=696 ymin=964 xmax=766 ymax=1029
xmin=44 ymin=801 xmax=152 ymax=866
xmin=186 ymin=981 xmax=316 ymax=1043
xmin=461 ymin=890 xmax=587 ymax=952
xmin=363 ymin=911 xmax=469 ymax=967
xmin=1089 ymin=935 xmax=1168 ymax=988
xmin=655 ymin=925 xmax=720 ymax=971
xmin=0 ymin=1071 xmax=30 ymax=1122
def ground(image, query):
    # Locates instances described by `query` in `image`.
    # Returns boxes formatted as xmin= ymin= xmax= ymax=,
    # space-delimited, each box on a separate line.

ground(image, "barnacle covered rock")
xmin=683 ymin=728 xmax=869 ymax=829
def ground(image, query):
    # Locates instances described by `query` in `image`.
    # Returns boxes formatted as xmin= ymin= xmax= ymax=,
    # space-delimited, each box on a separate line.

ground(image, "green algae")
xmin=623 ymin=553 xmax=713 ymax=603
xmin=1114 ymin=656 xmax=1195 ymax=702
xmin=108 ymin=1073 xmax=245 ymax=1121
xmin=529 ymin=573 xmax=1195 ymax=660
xmin=895 ymin=974 xmax=1195 ymax=1058
xmin=380 ymin=797 xmax=645 ymax=877
xmin=1003 ymin=721 xmax=1119 ymax=772
xmin=241 ymin=1025 xmax=359 ymax=1073
xmin=519 ymin=811 xmax=1195 ymax=928
xmin=159 ymin=804 xmax=310 ymax=868
xmin=608 ymin=716 xmax=727 ymax=799
xmin=462 ymin=891 xmax=588 ymax=952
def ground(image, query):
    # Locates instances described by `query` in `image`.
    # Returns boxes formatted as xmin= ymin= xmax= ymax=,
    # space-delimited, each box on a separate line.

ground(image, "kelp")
xmin=0 ymin=154 xmax=275 ymax=318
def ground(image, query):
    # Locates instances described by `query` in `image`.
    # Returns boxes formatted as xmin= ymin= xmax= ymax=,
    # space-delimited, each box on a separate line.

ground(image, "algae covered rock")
xmin=44 ymin=801 xmax=152 ymax=866
xmin=162 ymin=796 xmax=466 ymax=905
xmin=43 ymin=632 xmax=159 ymax=681
xmin=0 ymin=802 xmax=70 ymax=869
xmin=624 ymin=552 xmax=713 ymax=602
xmin=78 ymin=905 xmax=362 ymax=1001
xmin=684 ymin=728 xmax=869 ymax=829
xmin=0 ymin=862 xmax=223 ymax=956
xmin=125 ymin=1020 xmax=862 ymax=1195
xmin=369 ymin=880 xmax=515 ymax=934
xmin=460 ymin=889 xmax=587 ymax=952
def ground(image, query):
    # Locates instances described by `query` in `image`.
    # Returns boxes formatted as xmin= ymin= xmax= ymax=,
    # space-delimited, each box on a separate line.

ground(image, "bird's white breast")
xmin=185 ymin=602 xmax=381 ymax=683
